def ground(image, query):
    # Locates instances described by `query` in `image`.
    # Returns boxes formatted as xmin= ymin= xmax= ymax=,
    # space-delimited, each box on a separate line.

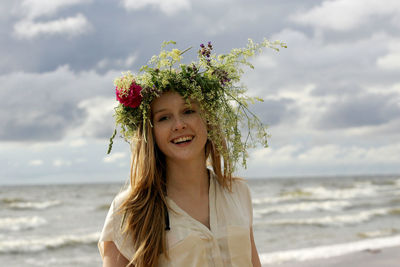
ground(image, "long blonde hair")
xmin=119 ymin=112 xmax=232 ymax=267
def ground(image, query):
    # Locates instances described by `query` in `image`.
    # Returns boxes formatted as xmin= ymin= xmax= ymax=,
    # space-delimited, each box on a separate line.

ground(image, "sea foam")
xmin=0 ymin=232 xmax=100 ymax=253
xmin=254 ymin=200 xmax=351 ymax=216
xmin=252 ymin=183 xmax=378 ymax=205
xmin=0 ymin=216 xmax=46 ymax=231
xmin=256 ymin=207 xmax=397 ymax=227
xmin=260 ymin=234 xmax=400 ymax=265
xmin=8 ymin=200 xmax=61 ymax=210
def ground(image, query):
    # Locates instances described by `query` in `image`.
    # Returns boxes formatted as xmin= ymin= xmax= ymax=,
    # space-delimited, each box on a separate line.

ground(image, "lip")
xmin=170 ymin=135 xmax=194 ymax=144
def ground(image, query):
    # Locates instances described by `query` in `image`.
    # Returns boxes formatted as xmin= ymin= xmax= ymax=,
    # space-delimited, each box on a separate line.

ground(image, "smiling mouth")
xmin=171 ymin=136 xmax=194 ymax=144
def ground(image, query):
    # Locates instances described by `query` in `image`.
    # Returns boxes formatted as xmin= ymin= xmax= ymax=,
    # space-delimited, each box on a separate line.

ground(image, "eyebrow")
xmin=153 ymin=108 xmax=167 ymax=115
xmin=153 ymin=100 xmax=197 ymax=115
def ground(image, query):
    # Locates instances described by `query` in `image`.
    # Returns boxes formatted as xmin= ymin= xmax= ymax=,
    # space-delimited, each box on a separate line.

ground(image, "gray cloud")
xmin=267 ymin=30 xmax=397 ymax=88
xmin=13 ymin=13 xmax=92 ymax=39
xmin=2 ymin=0 xmax=399 ymax=140
xmin=317 ymin=93 xmax=400 ymax=129
xmin=290 ymin=0 xmax=400 ymax=32
xmin=1 ymin=0 xmax=400 ymax=182
xmin=250 ymin=98 xmax=298 ymax=126
xmin=310 ymin=83 xmax=364 ymax=97
xmin=0 ymin=102 xmax=86 ymax=141
xmin=0 ymin=66 xmax=119 ymax=141
xmin=0 ymin=0 xmax=315 ymax=74
xmin=16 ymin=0 xmax=93 ymax=20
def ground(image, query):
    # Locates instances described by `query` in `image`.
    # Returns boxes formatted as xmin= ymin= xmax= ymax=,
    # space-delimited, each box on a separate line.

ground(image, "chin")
xmin=166 ymin=150 xmax=206 ymax=163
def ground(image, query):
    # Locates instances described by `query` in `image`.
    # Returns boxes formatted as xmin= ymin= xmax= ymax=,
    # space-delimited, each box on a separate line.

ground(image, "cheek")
xmin=153 ymin=125 xmax=166 ymax=148
xmin=195 ymin=118 xmax=208 ymax=142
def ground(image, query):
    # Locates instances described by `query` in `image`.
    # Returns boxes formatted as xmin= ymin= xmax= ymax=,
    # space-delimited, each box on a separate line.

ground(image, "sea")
xmin=1 ymin=175 xmax=400 ymax=266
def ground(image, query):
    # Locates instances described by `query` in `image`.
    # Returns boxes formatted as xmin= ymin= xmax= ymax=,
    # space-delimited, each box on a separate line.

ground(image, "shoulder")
xmin=99 ymin=186 xmax=135 ymax=261
xmin=231 ymin=177 xmax=249 ymax=189
xmin=101 ymin=187 xmax=135 ymax=260
xmin=112 ymin=187 xmax=131 ymax=211
xmin=103 ymin=187 xmax=131 ymax=234
xmin=209 ymin=169 xmax=250 ymax=194
xmin=232 ymin=177 xmax=251 ymax=202
xmin=212 ymin=172 xmax=252 ymax=203
xmin=108 ymin=187 xmax=132 ymax=232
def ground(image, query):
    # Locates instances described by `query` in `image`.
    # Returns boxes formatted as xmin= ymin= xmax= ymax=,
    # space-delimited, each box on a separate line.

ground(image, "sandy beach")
xmin=265 ymin=246 xmax=400 ymax=267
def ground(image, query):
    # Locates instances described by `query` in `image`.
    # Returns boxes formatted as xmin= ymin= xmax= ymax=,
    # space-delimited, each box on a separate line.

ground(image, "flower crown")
xmin=108 ymin=39 xmax=286 ymax=171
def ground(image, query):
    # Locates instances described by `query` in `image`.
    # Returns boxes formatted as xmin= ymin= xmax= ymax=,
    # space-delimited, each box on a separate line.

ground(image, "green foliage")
xmin=109 ymin=38 xmax=286 ymax=171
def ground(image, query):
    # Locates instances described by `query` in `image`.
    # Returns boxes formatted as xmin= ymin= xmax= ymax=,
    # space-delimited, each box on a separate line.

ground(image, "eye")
xmin=184 ymin=109 xmax=195 ymax=114
xmin=158 ymin=116 xmax=168 ymax=122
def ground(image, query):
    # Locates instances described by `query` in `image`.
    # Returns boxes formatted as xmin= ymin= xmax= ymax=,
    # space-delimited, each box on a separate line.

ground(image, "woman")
xmin=99 ymin=39 xmax=285 ymax=266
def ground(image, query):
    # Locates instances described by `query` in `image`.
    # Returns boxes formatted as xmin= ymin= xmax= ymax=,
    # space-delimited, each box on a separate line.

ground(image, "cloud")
xmin=376 ymin=38 xmax=400 ymax=70
xmin=1 ymin=0 xmax=400 ymax=183
xmin=377 ymin=52 xmax=400 ymax=70
xmin=28 ymin=159 xmax=43 ymax=166
xmin=250 ymin=98 xmax=298 ymax=126
xmin=291 ymin=0 xmax=400 ymax=31
xmin=0 ymin=65 xmax=119 ymax=141
xmin=70 ymin=97 xmax=116 ymax=139
xmin=103 ymin=152 xmax=127 ymax=163
xmin=316 ymin=92 xmax=400 ymax=129
xmin=121 ymin=0 xmax=190 ymax=15
xmin=2 ymin=1 xmax=295 ymax=74
xmin=191 ymin=3 xmax=265 ymax=36
xmin=68 ymin=138 xmax=87 ymax=147
xmin=267 ymin=29 xmax=389 ymax=78
xmin=14 ymin=13 xmax=92 ymax=39
xmin=0 ymin=103 xmax=85 ymax=142
xmin=53 ymin=158 xmax=72 ymax=167
xmin=18 ymin=0 xmax=92 ymax=19
xmin=241 ymin=142 xmax=400 ymax=177
xmin=243 ymin=28 xmax=400 ymax=135
xmin=96 ymin=54 xmax=138 ymax=71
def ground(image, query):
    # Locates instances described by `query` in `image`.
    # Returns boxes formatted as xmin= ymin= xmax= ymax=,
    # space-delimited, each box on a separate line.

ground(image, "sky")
xmin=1 ymin=0 xmax=400 ymax=185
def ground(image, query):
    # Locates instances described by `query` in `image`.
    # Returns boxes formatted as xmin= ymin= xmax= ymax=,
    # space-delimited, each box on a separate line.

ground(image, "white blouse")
xmin=98 ymin=172 xmax=253 ymax=267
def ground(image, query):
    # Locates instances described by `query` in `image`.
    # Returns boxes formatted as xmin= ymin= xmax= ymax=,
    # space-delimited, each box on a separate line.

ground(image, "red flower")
xmin=116 ymin=80 xmax=143 ymax=108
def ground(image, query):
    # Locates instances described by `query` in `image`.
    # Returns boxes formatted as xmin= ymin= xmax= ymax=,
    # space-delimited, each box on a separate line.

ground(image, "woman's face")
xmin=151 ymin=91 xmax=208 ymax=164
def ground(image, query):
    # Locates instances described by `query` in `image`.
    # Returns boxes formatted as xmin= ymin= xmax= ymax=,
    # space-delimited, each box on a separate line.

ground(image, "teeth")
xmin=172 ymin=136 xmax=193 ymax=144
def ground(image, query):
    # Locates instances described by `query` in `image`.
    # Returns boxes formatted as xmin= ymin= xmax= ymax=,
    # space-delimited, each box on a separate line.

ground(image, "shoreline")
xmin=263 ymin=245 xmax=400 ymax=267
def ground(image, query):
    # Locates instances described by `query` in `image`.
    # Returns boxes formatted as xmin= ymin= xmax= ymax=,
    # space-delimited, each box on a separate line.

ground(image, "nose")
xmin=173 ymin=116 xmax=187 ymax=131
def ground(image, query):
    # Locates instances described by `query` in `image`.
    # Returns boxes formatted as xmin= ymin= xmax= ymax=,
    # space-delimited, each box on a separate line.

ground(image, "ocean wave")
xmin=260 ymin=234 xmax=400 ymax=265
xmin=252 ymin=196 xmax=286 ymax=205
xmin=0 ymin=216 xmax=46 ymax=231
xmin=8 ymin=200 xmax=61 ymax=210
xmin=257 ymin=207 xmax=396 ymax=227
xmin=283 ymin=185 xmax=377 ymax=200
xmin=253 ymin=185 xmax=378 ymax=205
xmin=254 ymin=200 xmax=351 ymax=216
xmin=0 ymin=232 xmax=100 ymax=254
xmin=358 ymin=228 xmax=399 ymax=238
xmin=392 ymin=189 xmax=400 ymax=197
xmin=24 ymin=256 xmax=102 ymax=266
xmin=1 ymin=197 xmax=26 ymax=204
xmin=390 ymin=197 xmax=400 ymax=205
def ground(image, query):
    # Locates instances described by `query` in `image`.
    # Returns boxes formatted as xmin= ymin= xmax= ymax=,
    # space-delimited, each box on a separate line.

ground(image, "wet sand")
xmin=263 ymin=246 xmax=400 ymax=267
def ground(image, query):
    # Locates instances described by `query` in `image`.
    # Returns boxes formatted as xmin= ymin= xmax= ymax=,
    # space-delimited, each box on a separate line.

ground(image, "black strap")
xmin=164 ymin=204 xmax=170 ymax=231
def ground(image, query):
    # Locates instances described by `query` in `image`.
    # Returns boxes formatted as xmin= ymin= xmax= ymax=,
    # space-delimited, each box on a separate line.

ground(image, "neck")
xmin=166 ymin=157 xmax=209 ymax=198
